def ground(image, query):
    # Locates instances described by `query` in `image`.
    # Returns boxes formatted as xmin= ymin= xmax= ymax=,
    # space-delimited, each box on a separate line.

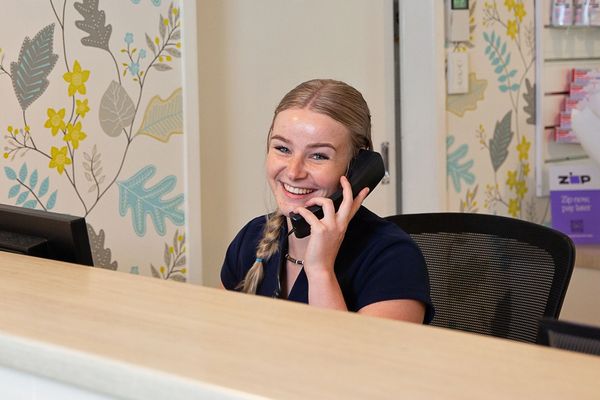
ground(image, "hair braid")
xmin=237 ymin=213 xmax=285 ymax=293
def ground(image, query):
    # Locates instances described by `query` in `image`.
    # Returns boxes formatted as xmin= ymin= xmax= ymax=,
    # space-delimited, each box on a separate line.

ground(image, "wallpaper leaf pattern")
xmin=1 ymin=1 xmax=188 ymax=281
xmin=4 ymin=163 xmax=57 ymax=210
xmin=136 ymin=88 xmax=183 ymax=141
xmin=99 ymin=80 xmax=136 ymax=137
xmin=447 ymin=136 xmax=476 ymax=193
xmin=448 ymin=0 xmax=544 ymax=222
xmin=489 ymin=111 xmax=513 ymax=172
xmin=10 ymin=24 xmax=59 ymax=111
xmin=117 ymin=165 xmax=185 ymax=237
xmin=74 ymin=0 xmax=112 ymax=51
xmin=522 ymin=78 xmax=536 ymax=125
xmin=447 ymin=73 xmax=488 ymax=117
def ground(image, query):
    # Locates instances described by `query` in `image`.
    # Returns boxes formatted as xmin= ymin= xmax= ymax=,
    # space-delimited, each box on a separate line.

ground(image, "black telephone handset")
xmin=289 ymin=149 xmax=385 ymax=239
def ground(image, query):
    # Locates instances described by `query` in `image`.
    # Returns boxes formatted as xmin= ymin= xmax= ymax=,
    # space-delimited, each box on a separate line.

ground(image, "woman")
xmin=221 ymin=79 xmax=433 ymax=323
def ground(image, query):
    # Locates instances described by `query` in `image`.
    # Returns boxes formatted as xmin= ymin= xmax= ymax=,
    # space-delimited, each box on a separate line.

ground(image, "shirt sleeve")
xmin=221 ymin=223 xmax=251 ymax=290
xmin=354 ymin=238 xmax=435 ymax=323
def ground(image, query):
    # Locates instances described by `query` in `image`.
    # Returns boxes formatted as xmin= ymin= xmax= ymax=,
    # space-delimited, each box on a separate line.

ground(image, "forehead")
xmin=271 ymin=108 xmax=350 ymax=141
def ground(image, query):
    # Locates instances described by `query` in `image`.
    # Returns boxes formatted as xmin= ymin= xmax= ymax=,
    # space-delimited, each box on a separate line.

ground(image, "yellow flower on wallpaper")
xmin=76 ymin=99 xmax=90 ymax=118
xmin=44 ymin=108 xmax=66 ymax=136
xmin=517 ymin=136 xmax=531 ymax=161
xmin=516 ymin=180 xmax=528 ymax=199
xmin=504 ymin=0 xmax=515 ymax=10
xmin=64 ymin=122 xmax=87 ymax=149
xmin=506 ymin=19 xmax=519 ymax=40
xmin=48 ymin=146 xmax=72 ymax=174
xmin=506 ymin=169 xmax=518 ymax=189
xmin=522 ymin=163 xmax=530 ymax=177
xmin=508 ymin=198 xmax=520 ymax=217
xmin=514 ymin=3 xmax=526 ymax=22
xmin=63 ymin=60 xmax=90 ymax=96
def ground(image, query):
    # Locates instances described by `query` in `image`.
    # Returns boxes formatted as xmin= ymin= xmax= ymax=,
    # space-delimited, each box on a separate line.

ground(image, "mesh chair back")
xmin=538 ymin=318 xmax=600 ymax=356
xmin=385 ymin=213 xmax=575 ymax=343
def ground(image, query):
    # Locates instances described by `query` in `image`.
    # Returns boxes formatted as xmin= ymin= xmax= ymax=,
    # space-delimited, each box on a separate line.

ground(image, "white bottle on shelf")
xmin=552 ymin=0 xmax=574 ymax=26
xmin=574 ymin=0 xmax=591 ymax=26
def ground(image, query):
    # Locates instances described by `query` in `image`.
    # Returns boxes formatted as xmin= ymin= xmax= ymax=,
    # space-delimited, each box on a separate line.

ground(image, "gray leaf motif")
xmin=86 ymin=223 xmax=118 ymax=270
xmin=99 ymin=81 xmax=135 ymax=137
xmin=10 ymin=24 xmax=59 ymax=111
xmin=74 ymin=0 xmax=112 ymax=51
xmin=489 ymin=111 xmax=513 ymax=173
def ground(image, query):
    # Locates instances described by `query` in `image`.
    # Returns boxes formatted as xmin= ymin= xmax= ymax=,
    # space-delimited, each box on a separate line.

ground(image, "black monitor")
xmin=0 ymin=204 xmax=93 ymax=266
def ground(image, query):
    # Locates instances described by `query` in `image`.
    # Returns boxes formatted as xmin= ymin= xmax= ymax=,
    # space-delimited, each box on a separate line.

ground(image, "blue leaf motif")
xmin=117 ymin=165 xmax=185 ymax=237
xmin=511 ymin=83 xmax=520 ymax=91
xmin=8 ymin=184 xmax=21 ymax=198
xmin=4 ymin=167 xmax=17 ymax=180
xmin=19 ymin=164 xmax=28 ymax=181
xmin=46 ymin=190 xmax=57 ymax=210
xmin=30 ymin=170 xmax=38 ymax=189
xmin=23 ymin=199 xmax=37 ymax=209
xmin=38 ymin=177 xmax=49 ymax=197
xmin=16 ymin=191 xmax=29 ymax=205
xmin=500 ymin=84 xmax=509 ymax=92
xmin=447 ymin=135 xmax=476 ymax=193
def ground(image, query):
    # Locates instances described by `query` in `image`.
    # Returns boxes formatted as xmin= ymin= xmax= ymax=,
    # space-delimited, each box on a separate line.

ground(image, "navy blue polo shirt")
xmin=221 ymin=206 xmax=434 ymax=323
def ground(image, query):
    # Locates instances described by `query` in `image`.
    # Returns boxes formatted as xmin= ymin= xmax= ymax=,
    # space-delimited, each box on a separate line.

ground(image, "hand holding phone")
xmin=289 ymin=149 xmax=385 ymax=238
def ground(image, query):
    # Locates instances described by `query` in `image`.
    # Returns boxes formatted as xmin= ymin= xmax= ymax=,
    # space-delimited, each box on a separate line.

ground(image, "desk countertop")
xmin=0 ymin=252 xmax=599 ymax=399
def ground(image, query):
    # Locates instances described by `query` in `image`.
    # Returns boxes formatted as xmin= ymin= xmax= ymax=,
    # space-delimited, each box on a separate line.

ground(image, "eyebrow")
xmin=270 ymin=135 xmax=337 ymax=151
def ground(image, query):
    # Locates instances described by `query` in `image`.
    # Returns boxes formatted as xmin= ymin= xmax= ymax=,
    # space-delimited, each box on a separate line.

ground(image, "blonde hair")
xmin=239 ymin=79 xmax=372 ymax=294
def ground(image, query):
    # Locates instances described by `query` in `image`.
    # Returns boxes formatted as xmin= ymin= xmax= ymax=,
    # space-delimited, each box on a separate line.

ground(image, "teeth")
xmin=283 ymin=183 xmax=314 ymax=195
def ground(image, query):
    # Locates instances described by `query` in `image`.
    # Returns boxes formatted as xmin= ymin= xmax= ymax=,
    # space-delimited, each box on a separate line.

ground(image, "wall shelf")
xmin=535 ymin=0 xmax=600 ymax=197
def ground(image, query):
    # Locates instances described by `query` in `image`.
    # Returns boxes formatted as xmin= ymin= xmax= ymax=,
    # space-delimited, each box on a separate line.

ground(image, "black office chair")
xmin=538 ymin=318 xmax=600 ymax=356
xmin=385 ymin=212 xmax=575 ymax=343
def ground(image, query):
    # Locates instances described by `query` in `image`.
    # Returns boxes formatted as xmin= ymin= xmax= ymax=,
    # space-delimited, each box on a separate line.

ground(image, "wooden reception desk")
xmin=0 ymin=251 xmax=599 ymax=399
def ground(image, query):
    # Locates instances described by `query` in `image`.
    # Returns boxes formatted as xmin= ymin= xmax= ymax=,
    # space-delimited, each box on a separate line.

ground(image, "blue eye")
xmin=274 ymin=145 xmax=290 ymax=154
xmin=311 ymin=153 xmax=329 ymax=161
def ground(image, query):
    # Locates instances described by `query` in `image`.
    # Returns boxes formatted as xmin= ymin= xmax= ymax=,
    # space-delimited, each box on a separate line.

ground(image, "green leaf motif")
xmin=10 ymin=24 xmax=59 ymax=110
xmin=447 ymin=135 xmax=476 ymax=193
xmin=523 ymin=78 xmax=536 ymax=125
xmin=136 ymin=88 xmax=183 ymax=142
xmin=117 ymin=165 xmax=185 ymax=237
xmin=489 ymin=111 xmax=513 ymax=172
xmin=99 ymin=81 xmax=135 ymax=137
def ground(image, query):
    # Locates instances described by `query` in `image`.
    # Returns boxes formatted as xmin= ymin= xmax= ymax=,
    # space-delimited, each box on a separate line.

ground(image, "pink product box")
xmin=555 ymin=127 xmax=580 ymax=143
xmin=564 ymin=97 xmax=580 ymax=112
xmin=572 ymin=68 xmax=600 ymax=81
xmin=560 ymin=111 xmax=572 ymax=129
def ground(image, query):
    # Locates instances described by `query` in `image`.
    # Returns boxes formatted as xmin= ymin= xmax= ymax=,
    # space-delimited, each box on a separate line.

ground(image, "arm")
xmin=358 ymin=299 xmax=425 ymax=323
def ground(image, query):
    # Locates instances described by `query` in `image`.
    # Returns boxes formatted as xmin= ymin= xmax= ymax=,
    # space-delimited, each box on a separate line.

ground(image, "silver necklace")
xmin=284 ymin=253 xmax=304 ymax=266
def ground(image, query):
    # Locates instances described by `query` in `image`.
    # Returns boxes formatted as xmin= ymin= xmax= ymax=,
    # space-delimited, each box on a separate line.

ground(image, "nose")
xmin=287 ymin=155 xmax=308 ymax=180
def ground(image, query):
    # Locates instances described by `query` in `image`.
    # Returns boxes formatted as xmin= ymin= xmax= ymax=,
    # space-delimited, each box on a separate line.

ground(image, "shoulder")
xmin=221 ymin=214 xmax=269 ymax=289
xmin=345 ymin=207 xmax=414 ymax=250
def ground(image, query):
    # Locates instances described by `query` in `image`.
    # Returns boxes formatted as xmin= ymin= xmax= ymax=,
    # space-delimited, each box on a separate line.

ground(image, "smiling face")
xmin=266 ymin=108 xmax=353 ymax=216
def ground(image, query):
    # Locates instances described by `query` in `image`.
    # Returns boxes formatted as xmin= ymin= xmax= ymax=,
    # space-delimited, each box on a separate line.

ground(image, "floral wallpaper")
xmin=0 ymin=0 xmax=189 ymax=280
xmin=446 ymin=0 xmax=548 ymax=224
